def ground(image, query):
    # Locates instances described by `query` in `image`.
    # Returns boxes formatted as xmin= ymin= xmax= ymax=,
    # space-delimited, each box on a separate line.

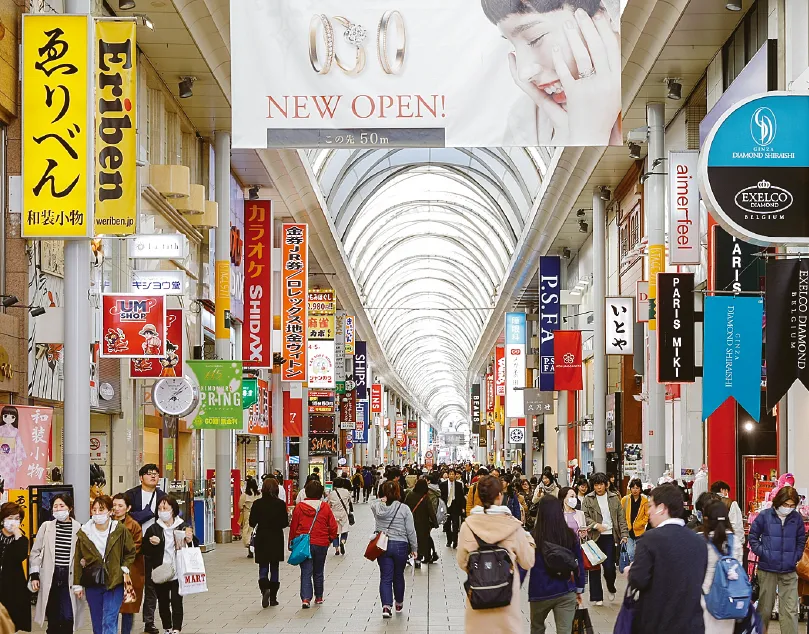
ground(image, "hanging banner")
xmin=307 ymin=314 xmax=335 ymax=340
xmin=478 ymin=432 xmax=487 ymax=448
xmin=101 ymin=294 xmax=166 ymax=358
xmin=354 ymin=341 xmax=367 ymax=400
xmin=668 ymin=150 xmax=700 ymax=265
xmin=243 ymin=200 xmax=272 ymax=368
xmin=281 ymin=223 xmax=308 ymax=381
xmin=485 ymin=373 xmax=494 ymax=413
xmin=712 ymin=225 xmax=761 ymax=294
xmin=307 ymin=339 xmax=336 ymax=389
xmin=636 ymin=281 xmax=649 ymax=323
xmin=22 ymin=15 xmax=94 ymax=238
xmin=95 ymin=19 xmax=137 ymax=235
xmin=245 ymin=379 xmax=270 ymax=435
xmin=471 ymin=383 xmax=481 ymax=434
xmin=371 ymin=383 xmax=383 ymax=414
xmin=186 ymin=360 xmax=243 ymax=429
xmin=504 ymin=313 xmax=526 ymax=418
xmin=524 ymin=388 xmax=554 ymax=416
xmin=354 ymin=400 xmax=368 ymax=443
xmin=703 ymin=296 xmax=763 ymax=420
xmin=307 ymin=289 xmax=335 ymax=314
xmin=495 ymin=345 xmax=505 ymax=397
xmin=283 ymin=389 xmax=304 ymax=436
xmin=606 ymin=297 xmax=634 ymax=355
xmin=130 ymin=308 xmax=183 ymax=378
xmin=242 ymin=378 xmax=258 ymax=410
xmin=648 ymin=244 xmax=665 ymax=329
xmin=766 ymin=258 xmax=809 ymax=407
xmin=657 ymin=273 xmax=696 ymax=383
xmin=395 ymin=417 xmax=405 ymax=448
xmin=554 ymin=331 xmax=583 ymax=391
xmin=0 ymin=405 xmax=53 ymax=488
xmin=341 ymin=388 xmax=356 ymax=429
xmin=539 ymin=256 xmax=561 ymax=391
xmin=231 ymin=1 xmax=622 ymax=149
xmin=344 ymin=315 xmax=355 ymax=355
xmin=308 ymin=389 xmax=335 ymax=414
xmin=335 ymin=311 xmax=346 ymax=391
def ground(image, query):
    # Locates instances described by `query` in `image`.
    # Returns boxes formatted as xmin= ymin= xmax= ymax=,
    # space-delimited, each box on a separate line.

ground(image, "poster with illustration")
xmin=101 ymin=293 xmax=166 ymax=358
xmin=0 ymin=405 xmax=52 ymax=489
xmin=186 ymin=360 xmax=243 ymax=429
xmin=130 ymin=308 xmax=184 ymax=378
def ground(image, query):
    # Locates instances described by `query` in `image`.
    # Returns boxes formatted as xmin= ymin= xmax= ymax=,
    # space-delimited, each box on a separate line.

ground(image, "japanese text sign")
xmin=245 ymin=379 xmax=270 ymax=435
xmin=101 ymin=293 xmax=166 ymax=358
xmin=186 ymin=360 xmax=243 ymax=429
xmin=129 ymin=308 xmax=183 ymax=378
xmin=243 ymin=200 xmax=272 ymax=368
xmin=308 ymin=390 xmax=335 ymax=414
xmin=605 ymin=297 xmax=635 ymax=355
xmin=504 ymin=313 xmax=526 ymax=418
xmin=282 ymin=223 xmax=308 ymax=381
xmin=95 ymin=19 xmax=137 ymax=235
xmin=130 ymin=270 xmax=185 ymax=295
xmin=307 ymin=289 xmax=335 ymax=315
xmin=485 ymin=373 xmax=494 ymax=412
xmin=0 ymin=405 xmax=53 ymax=488
xmin=371 ymin=383 xmax=383 ymax=414
xmin=344 ymin=315 xmax=355 ymax=355
xmin=495 ymin=345 xmax=505 ymax=397
xmin=307 ymin=339 xmax=335 ymax=388
xmin=23 ymin=15 xmax=94 ymax=238
xmin=242 ymin=378 xmax=258 ymax=409
xmin=341 ymin=388 xmax=356 ymax=426
xmin=307 ymin=314 xmax=335 ymax=340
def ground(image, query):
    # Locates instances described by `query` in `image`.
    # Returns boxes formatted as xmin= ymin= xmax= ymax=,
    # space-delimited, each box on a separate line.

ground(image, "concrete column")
xmin=557 ymin=263 xmax=569 ymax=481
xmin=299 ymin=387 xmax=309 ymax=488
xmin=646 ymin=103 xmax=667 ymax=480
xmin=593 ymin=188 xmax=608 ymax=473
xmin=271 ymin=230 xmax=285 ymax=477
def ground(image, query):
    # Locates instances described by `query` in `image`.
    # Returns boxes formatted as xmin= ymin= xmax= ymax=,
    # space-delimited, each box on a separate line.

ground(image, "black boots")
xmin=269 ymin=581 xmax=280 ymax=607
xmin=259 ymin=578 xmax=271 ymax=608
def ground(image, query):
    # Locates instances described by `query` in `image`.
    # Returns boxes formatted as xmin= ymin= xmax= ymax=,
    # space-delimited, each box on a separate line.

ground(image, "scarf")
xmin=470 ymin=505 xmax=513 ymax=516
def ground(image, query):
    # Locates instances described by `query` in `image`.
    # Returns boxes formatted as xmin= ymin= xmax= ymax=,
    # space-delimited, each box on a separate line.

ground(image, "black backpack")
xmin=541 ymin=541 xmax=579 ymax=579
xmin=463 ymin=529 xmax=514 ymax=610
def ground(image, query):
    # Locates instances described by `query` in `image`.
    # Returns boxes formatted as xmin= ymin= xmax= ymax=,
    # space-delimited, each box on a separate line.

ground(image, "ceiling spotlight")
xmin=578 ymin=220 xmax=589 ymax=234
xmin=30 ymin=307 xmax=46 ymax=317
xmin=119 ymin=0 xmax=136 ymax=9
xmin=248 ymin=185 xmax=260 ymax=200
xmin=1 ymin=296 xmax=18 ymax=308
xmin=576 ymin=209 xmax=586 ymax=218
xmin=178 ymin=76 xmax=196 ymax=99
xmin=599 ymin=187 xmax=611 ymax=202
xmin=628 ymin=142 xmax=642 ymax=159
xmin=665 ymin=78 xmax=682 ymax=100
xmin=726 ymin=1 xmax=742 ymax=10
xmin=134 ymin=14 xmax=154 ymax=29
xmin=562 ymin=247 xmax=572 ymax=259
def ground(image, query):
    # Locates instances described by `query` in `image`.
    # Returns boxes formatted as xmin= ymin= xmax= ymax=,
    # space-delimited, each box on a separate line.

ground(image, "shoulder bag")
xmin=337 ymin=491 xmax=355 ymax=526
xmin=80 ymin=524 xmax=112 ymax=587
xmin=151 ymin=528 xmax=178 ymax=584
xmin=364 ymin=501 xmax=400 ymax=561
xmin=288 ymin=503 xmax=322 ymax=566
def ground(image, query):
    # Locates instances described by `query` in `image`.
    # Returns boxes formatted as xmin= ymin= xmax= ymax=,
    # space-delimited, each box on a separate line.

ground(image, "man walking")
xmin=582 ymin=472 xmax=628 ymax=605
xmin=440 ymin=469 xmax=464 ymax=548
xmin=628 ymin=484 xmax=708 ymax=634
xmin=125 ymin=464 xmax=166 ymax=634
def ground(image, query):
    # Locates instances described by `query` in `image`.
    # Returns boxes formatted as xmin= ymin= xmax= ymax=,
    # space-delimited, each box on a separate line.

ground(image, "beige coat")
xmin=239 ymin=493 xmax=259 ymax=548
xmin=28 ymin=519 xmax=87 ymax=630
xmin=457 ymin=508 xmax=536 ymax=634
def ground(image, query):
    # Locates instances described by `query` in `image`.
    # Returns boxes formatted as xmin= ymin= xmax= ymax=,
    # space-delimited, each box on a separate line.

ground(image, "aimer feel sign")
xmin=700 ymin=93 xmax=809 ymax=245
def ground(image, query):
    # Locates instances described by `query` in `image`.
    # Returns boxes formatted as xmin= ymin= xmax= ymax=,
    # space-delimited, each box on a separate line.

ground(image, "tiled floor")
xmin=31 ymin=501 xmax=786 ymax=633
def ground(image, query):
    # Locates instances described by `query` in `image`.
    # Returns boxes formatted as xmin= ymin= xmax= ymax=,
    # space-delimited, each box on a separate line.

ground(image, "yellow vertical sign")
xmin=95 ymin=19 xmax=137 ymax=235
xmin=215 ymin=260 xmax=230 ymax=338
xmin=648 ymin=244 xmax=665 ymax=331
xmin=22 ymin=15 xmax=93 ymax=238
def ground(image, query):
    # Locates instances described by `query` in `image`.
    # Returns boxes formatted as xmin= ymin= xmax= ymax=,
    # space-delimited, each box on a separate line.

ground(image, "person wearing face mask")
xmin=709 ymin=481 xmax=745 ymax=557
xmin=141 ymin=496 xmax=197 ymax=634
xmin=111 ymin=493 xmax=145 ymax=634
xmin=73 ymin=495 xmax=137 ymax=634
xmin=28 ymin=493 xmax=87 ymax=633
xmin=748 ymin=485 xmax=806 ymax=634
xmin=0 ymin=502 xmax=31 ymax=632
xmin=558 ymin=487 xmax=587 ymax=541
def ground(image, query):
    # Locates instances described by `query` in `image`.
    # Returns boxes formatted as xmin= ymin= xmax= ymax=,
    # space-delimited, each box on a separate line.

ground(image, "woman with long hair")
xmin=558 ymin=487 xmax=587 ymax=541
xmin=405 ymin=478 xmax=438 ymax=566
xmin=327 ymin=478 xmax=353 ymax=556
xmin=249 ymin=477 xmax=289 ymax=607
xmin=700 ymin=500 xmax=736 ymax=634
xmin=533 ymin=470 xmax=560 ymax=503
xmin=529 ymin=496 xmax=585 ymax=634
xmin=457 ymin=475 xmax=536 ymax=633
xmin=240 ymin=477 xmax=260 ymax=559
xmin=371 ymin=480 xmax=418 ymax=619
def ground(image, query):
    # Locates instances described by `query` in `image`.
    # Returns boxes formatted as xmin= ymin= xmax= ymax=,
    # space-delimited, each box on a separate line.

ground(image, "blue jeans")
xmin=85 ymin=584 xmax=124 ymax=634
xmin=299 ymin=544 xmax=329 ymax=600
xmin=120 ymin=613 xmax=133 ymax=634
xmin=259 ymin=561 xmax=280 ymax=583
xmin=378 ymin=540 xmax=409 ymax=607
xmin=588 ymin=535 xmax=616 ymax=602
xmin=332 ymin=532 xmax=349 ymax=548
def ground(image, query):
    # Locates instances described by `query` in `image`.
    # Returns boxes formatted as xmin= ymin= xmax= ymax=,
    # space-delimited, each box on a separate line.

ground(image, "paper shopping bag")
xmin=177 ymin=547 xmax=208 ymax=596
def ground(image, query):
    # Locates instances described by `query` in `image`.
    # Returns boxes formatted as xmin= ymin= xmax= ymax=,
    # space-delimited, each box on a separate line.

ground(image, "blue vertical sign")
xmin=354 ymin=400 xmax=369 ymax=443
xmin=354 ymin=341 xmax=367 ymax=400
xmin=539 ymin=256 xmax=561 ymax=391
xmin=505 ymin=312 xmax=527 ymax=418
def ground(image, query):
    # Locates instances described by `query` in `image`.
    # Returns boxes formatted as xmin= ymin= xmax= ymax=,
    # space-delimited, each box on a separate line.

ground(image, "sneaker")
xmin=315 ymin=598 xmax=324 ymax=605
xmin=301 ymin=600 xmax=311 ymax=609
xmin=594 ymin=601 xmax=604 ymax=607
xmin=431 ymin=554 xmax=439 ymax=563
xmin=395 ymin=603 xmax=404 ymax=613
xmin=340 ymin=542 xmax=346 ymax=555
xmin=334 ymin=549 xmax=340 ymax=556
xmin=145 ymin=626 xmax=160 ymax=634
xmin=382 ymin=606 xmax=392 ymax=619
xmin=608 ymin=592 xmax=616 ymax=602
xmin=164 ymin=630 xmax=172 ymax=634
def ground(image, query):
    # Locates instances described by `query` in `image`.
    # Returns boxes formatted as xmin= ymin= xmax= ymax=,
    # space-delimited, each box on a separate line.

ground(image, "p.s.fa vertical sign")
xmin=95 ymin=19 xmax=137 ymax=235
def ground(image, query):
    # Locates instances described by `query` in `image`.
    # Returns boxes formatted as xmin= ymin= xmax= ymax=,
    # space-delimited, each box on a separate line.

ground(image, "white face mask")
xmin=53 ymin=510 xmax=70 ymax=522
xmin=777 ymin=506 xmax=795 ymax=517
xmin=3 ymin=519 xmax=20 ymax=532
xmin=158 ymin=510 xmax=173 ymax=523
xmin=565 ymin=496 xmax=577 ymax=508
xmin=92 ymin=513 xmax=109 ymax=526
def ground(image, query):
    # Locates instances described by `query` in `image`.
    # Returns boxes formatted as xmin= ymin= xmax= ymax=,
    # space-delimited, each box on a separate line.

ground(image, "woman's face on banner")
xmin=1 ymin=413 xmax=14 ymax=426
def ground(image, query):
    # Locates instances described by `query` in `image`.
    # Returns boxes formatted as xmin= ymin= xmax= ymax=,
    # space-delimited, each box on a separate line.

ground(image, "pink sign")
xmin=0 ymin=405 xmax=53 ymax=489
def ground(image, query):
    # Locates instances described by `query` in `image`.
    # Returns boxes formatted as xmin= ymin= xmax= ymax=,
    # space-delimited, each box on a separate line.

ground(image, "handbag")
xmin=80 ymin=523 xmax=111 ymax=587
xmin=618 ymin=543 xmax=631 ymax=574
xmin=797 ymin=545 xmax=809 ymax=581
xmin=365 ymin=501 xmax=401 ymax=561
xmin=572 ymin=607 xmax=595 ymax=634
xmin=337 ymin=491 xmax=355 ymax=527
xmin=582 ymin=539 xmax=608 ymax=567
xmin=288 ymin=503 xmax=321 ymax=566
xmin=176 ymin=546 xmax=208 ymax=596
xmin=613 ymin=587 xmax=640 ymax=634
xmin=123 ymin=582 xmax=137 ymax=604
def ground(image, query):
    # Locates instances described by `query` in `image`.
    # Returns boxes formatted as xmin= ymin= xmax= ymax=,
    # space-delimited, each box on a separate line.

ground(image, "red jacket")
xmin=289 ymin=499 xmax=338 ymax=547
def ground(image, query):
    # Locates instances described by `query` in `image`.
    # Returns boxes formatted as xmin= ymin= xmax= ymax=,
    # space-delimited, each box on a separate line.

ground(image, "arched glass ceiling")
xmin=307 ymin=147 xmax=548 ymax=431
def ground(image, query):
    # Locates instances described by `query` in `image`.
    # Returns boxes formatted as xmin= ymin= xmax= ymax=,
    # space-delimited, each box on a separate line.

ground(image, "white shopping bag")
xmin=177 ymin=546 xmax=208 ymax=596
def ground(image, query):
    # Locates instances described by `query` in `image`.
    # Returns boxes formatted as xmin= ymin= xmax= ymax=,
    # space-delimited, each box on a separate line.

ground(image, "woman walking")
xmin=239 ymin=477 xmax=260 ymax=559
xmin=748 ymin=485 xmax=806 ymax=634
xmin=73 ymin=495 xmax=136 ymax=634
xmin=405 ymin=479 xmax=438 ymax=566
xmin=327 ymin=478 xmax=352 ymax=556
xmin=0 ymin=502 xmax=32 ymax=632
xmin=457 ymin=475 xmax=536 ymax=634
xmin=142 ymin=496 xmax=197 ymax=634
xmin=558 ymin=487 xmax=587 ymax=540
xmin=533 ymin=470 xmax=560 ymax=503
xmin=529 ymin=496 xmax=585 ymax=634
xmin=700 ymin=500 xmax=736 ymax=634
xmin=29 ymin=493 xmax=86 ymax=633
xmin=621 ymin=478 xmax=649 ymax=562
xmin=288 ymin=479 xmax=338 ymax=609
xmin=111 ymin=493 xmax=144 ymax=634
xmin=372 ymin=481 xmax=418 ymax=618
xmin=249 ymin=477 xmax=289 ymax=608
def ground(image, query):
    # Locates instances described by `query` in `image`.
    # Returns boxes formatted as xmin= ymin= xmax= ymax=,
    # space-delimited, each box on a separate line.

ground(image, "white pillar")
xmin=299 ymin=387 xmax=310 ymax=488
xmin=593 ymin=188 xmax=608 ymax=473
xmin=271 ymin=231 xmax=285 ymax=477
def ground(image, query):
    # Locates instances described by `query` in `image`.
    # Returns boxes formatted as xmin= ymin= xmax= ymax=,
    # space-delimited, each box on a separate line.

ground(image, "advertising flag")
xmin=130 ymin=308 xmax=183 ymax=378
xmin=344 ymin=316 xmax=355 ymax=355
xmin=283 ymin=389 xmax=304 ymax=436
xmin=495 ymin=345 xmax=505 ymax=397
xmin=471 ymin=383 xmax=481 ymax=434
xmin=539 ymin=256 xmax=561 ymax=390
xmin=245 ymin=379 xmax=271 ymax=435
xmin=354 ymin=341 xmax=367 ymax=400
xmin=703 ymin=296 xmax=763 ymax=420
xmin=243 ymin=200 xmax=272 ymax=368
xmin=101 ymin=294 xmax=166 ymax=358
xmin=648 ymin=244 xmax=665 ymax=329
xmin=0 ymin=405 xmax=53 ymax=488
xmin=354 ymin=400 xmax=369 ymax=443
xmin=371 ymin=384 xmax=383 ymax=414
xmin=504 ymin=313 xmax=526 ymax=418
xmin=485 ymin=373 xmax=494 ymax=413
xmin=554 ymin=331 xmax=583 ymax=391
xmin=335 ymin=311 xmax=346 ymax=390
xmin=657 ymin=273 xmax=696 ymax=383
xmin=186 ymin=361 xmax=243 ymax=429
xmin=605 ymin=297 xmax=634 ymax=355
xmin=668 ymin=150 xmax=700 ymax=265
xmin=282 ymin=224 xmax=308 ymax=381
xmin=341 ymin=389 xmax=356 ymax=429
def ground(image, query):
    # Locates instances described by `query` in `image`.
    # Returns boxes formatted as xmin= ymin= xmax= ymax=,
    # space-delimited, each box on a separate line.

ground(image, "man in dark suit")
xmin=628 ymin=483 xmax=708 ymax=634
xmin=124 ymin=464 xmax=166 ymax=634
xmin=461 ymin=463 xmax=474 ymax=492
xmin=440 ymin=468 xmax=465 ymax=548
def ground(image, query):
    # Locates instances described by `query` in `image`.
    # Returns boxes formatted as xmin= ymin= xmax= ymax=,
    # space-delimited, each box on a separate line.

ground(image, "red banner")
xmin=341 ymin=389 xmax=356 ymax=425
xmin=130 ymin=308 xmax=183 ymax=378
xmin=485 ymin=373 xmax=494 ymax=412
xmin=495 ymin=345 xmax=506 ymax=396
xmin=246 ymin=379 xmax=270 ymax=435
xmin=0 ymin=405 xmax=53 ymax=488
xmin=243 ymin=200 xmax=272 ymax=368
xmin=281 ymin=224 xmax=307 ymax=381
xmin=371 ymin=383 xmax=383 ymax=414
xmin=395 ymin=417 xmax=405 ymax=447
xmin=281 ymin=389 xmax=303 ymax=436
xmin=554 ymin=331 xmax=583 ymax=391
xmin=101 ymin=294 xmax=166 ymax=358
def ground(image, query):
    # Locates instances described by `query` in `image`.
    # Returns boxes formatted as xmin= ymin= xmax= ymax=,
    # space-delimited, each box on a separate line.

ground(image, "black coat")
xmin=628 ymin=523 xmax=707 ymax=634
xmin=0 ymin=535 xmax=31 ymax=632
xmin=439 ymin=480 xmax=465 ymax=515
xmin=124 ymin=485 xmax=167 ymax=527
xmin=249 ymin=496 xmax=289 ymax=565
xmin=141 ymin=520 xmax=198 ymax=576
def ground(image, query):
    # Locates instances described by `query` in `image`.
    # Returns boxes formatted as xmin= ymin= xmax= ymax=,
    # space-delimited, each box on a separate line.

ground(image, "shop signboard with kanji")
xmin=101 ymin=293 xmax=166 ymax=358
xmin=0 ymin=405 xmax=53 ymax=488
xmin=605 ymin=297 xmax=634 ymax=355
xmin=344 ymin=315 xmax=355 ymax=355
xmin=308 ymin=390 xmax=336 ymax=414
xmin=307 ymin=289 xmax=335 ymax=314
xmin=186 ymin=360 xmax=243 ymax=429
xmin=22 ymin=15 xmax=94 ymax=238
xmin=243 ymin=200 xmax=272 ymax=368
xmin=129 ymin=308 xmax=183 ymax=378
xmin=281 ymin=224 xmax=308 ymax=381
xmin=307 ymin=340 xmax=335 ymax=389
xmin=307 ymin=314 xmax=335 ymax=340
